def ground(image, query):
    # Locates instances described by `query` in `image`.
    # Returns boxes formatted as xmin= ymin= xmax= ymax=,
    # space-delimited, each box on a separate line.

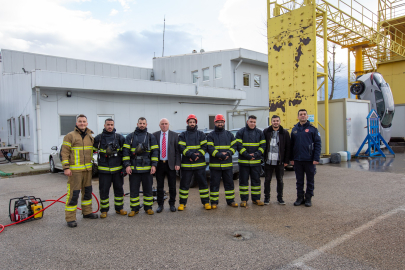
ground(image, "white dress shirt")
xmin=160 ymin=131 xmax=168 ymax=160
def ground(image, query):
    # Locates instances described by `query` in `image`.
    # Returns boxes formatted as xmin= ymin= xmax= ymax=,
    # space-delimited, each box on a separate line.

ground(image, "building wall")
xmin=1 ymin=49 xmax=153 ymax=80
xmin=378 ymin=60 xmax=405 ymax=105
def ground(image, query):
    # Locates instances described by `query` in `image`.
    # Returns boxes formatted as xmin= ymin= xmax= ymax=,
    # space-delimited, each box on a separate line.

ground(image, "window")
xmin=60 ymin=116 xmax=77 ymax=136
xmin=18 ymin=116 xmax=21 ymax=136
xmin=26 ymin=115 xmax=30 ymax=137
xmin=243 ymin=73 xmax=250 ymax=87
xmin=192 ymin=71 xmax=198 ymax=83
xmin=203 ymin=68 xmax=209 ymax=81
xmin=22 ymin=116 xmax=25 ymax=137
xmin=8 ymin=119 xmax=11 ymax=136
xmin=214 ymin=65 xmax=222 ymax=79
xmin=97 ymin=115 xmax=114 ymax=134
xmin=254 ymin=75 xmax=261 ymax=88
xmin=374 ymin=90 xmax=385 ymax=120
xmin=209 ymin=116 xmax=215 ymax=130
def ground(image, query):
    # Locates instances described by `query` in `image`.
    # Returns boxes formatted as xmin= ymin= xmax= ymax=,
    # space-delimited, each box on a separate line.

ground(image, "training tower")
xmin=267 ymin=0 xmax=405 ymax=154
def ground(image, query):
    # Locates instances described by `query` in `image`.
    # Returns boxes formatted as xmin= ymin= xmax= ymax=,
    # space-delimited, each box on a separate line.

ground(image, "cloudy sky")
xmin=0 ymin=0 xmax=270 ymax=68
xmin=0 ymin=0 xmax=382 ymax=98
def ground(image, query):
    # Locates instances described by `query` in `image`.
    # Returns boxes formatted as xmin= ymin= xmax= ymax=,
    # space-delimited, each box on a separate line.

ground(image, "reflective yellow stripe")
xmin=122 ymin=156 xmax=130 ymax=161
xmin=183 ymin=149 xmax=189 ymax=156
xmin=181 ymin=162 xmax=206 ymax=168
xmin=130 ymin=166 xmax=152 ymax=170
xmin=235 ymin=139 xmax=242 ymax=143
xmin=70 ymin=163 xmax=93 ymax=170
xmin=62 ymin=141 xmax=71 ymax=147
xmin=200 ymin=140 xmax=207 ymax=145
xmin=212 ymin=150 xmax=218 ymax=157
xmin=151 ymin=157 xmax=158 ymax=161
xmin=230 ymin=140 xmax=237 ymax=146
xmin=98 ymin=166 xmax=122 ymax=172
xmin=207 ymin=142 xmax=214 ymax=146
xmin=123 ymin=144 xmax=130 ymax=149
xmin=178 ymin=141 xmax=186 ymax=146
xmin=209 ymin=163 xmax=232 ymax=167
xmin=229 ymin=148 xmax=236 ymax=154
xmin=81 ymin=200 xmax=92 ymax=205
xmin=214 ymin=145 xmax=230 ymax=149
xmin=186 ymin=145 xmax=201 ymax=149
xmin=61 ymin=160 xmax=69 ymax=164
xmin=238 ymin=159 xmax=261 ymax=164
xmin=258 ymin=147 xmax=264 ymax=154
xmin=242 ymin=143 xmax=259 ymax=146
xmin=93 ymin=147 xmax=98 ymax=151
xmin=98 ymin=149 xmax=106 ymax=153
xmin=240 ymin=148 xmax=246 ymax=154
xmin=150 ymin=145 xmax=159 ymax=150
xmin=259 ymin=140 xmax=266 ymax=144
xmin=65 ymin=206 xmax=77 ymax=211
xmin=198 ymin=149 xmax=205 ymax=155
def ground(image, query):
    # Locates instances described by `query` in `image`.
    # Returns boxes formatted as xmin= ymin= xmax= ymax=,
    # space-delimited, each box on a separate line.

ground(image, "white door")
xmin=230 ymin=114 xmax=247 ymax=130
xmin=97 ymin=115 xmax=114 ymax=134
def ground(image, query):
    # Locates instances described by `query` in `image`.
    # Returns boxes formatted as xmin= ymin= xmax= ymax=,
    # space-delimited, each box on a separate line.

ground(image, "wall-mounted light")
xmin=174 ymin=111 xmax=177 ymax=114
xmin=66 ymin=91 xmax=72 ymax=97
xmin=41 ymin=94 xmax=48 ymax=98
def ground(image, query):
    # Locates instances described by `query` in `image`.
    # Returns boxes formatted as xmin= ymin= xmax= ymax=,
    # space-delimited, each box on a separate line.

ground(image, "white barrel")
xmin=338 ymin=151 xmax=348 ymax=162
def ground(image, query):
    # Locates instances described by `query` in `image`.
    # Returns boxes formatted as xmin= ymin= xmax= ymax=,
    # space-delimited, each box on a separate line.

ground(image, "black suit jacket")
xmin=153 ymin=130 xmax=181 ymax=170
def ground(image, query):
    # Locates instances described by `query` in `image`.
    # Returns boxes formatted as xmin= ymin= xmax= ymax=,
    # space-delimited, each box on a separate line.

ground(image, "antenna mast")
xmin=162 ymin=16 xmax=165 ymax=57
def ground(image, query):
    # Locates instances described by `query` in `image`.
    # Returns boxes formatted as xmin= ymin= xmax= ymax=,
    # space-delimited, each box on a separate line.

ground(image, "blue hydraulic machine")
xmin=355 ymin=109 xmax=395 ymax=158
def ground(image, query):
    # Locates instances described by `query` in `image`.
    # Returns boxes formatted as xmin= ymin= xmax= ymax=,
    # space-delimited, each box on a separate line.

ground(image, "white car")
xmin=351 ymin=72 xmax=395 ymax=142
xmin=49 ymin=144 xmax=98 ymax=177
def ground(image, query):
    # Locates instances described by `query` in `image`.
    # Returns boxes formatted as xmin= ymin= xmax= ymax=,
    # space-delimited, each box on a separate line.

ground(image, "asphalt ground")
xmin=0 ymin=162 xmax=404 ymax=269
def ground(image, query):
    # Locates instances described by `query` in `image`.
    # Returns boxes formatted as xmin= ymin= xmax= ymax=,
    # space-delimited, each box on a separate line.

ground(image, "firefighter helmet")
xmin=214 ymin=114 xmax=226 ymax=122
xmin=186 ymin=114 xmax=197 ymax=123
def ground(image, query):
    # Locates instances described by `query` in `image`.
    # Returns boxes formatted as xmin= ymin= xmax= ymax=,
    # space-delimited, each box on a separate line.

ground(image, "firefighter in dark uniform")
xmin=207 ymin=114 xmax=238 ymax=208
xmin=93 ymin=118 xmax=127 ymax=218
xmin=235 ymin=115 xmax=266 ymax=207
xmin=178 ymin=114 xmax=210 ymax=211
xmin=123 ymin=117 xmax=159 ymax=216
xmin=290 ymin=109 xmax=321 ymax=207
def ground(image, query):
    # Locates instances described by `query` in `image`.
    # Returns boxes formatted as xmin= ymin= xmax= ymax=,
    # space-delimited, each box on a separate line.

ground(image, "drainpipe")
xmin=233 ymin=60 xmax=243 ymax=110
xmin=35 ymin=87 xmax=43 ymax=164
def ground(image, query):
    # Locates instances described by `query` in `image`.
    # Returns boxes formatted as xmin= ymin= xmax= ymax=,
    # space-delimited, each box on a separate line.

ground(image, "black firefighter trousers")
xmin=129 ymin=173 xmax=153 ymax=212
xmin=179 ymin=168 xmax=209 ymax=205
xmin=239 ymin=165 xmax=261 ymax=202
xmin=210 ymin=169 xmax=235 ymax=205
xmin=99 ymin=172 xmax=124 ymax=213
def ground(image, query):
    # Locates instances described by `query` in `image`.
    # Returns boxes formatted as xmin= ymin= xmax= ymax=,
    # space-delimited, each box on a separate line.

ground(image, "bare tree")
xmin=327 ymin=44 xmax=344 ymax=100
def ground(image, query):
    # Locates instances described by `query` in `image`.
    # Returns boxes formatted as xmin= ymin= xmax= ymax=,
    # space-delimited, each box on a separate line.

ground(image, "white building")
xmin=0 ymin=48 xmax=269 ymax=163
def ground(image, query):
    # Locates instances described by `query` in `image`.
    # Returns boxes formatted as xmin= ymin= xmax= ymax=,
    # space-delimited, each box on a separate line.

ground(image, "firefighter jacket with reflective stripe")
xmin=178 ymin=125 xmax=208 ymax=170
xmin=61 ymin=127 xmax=95 ymax=171
xmin=235 ymin=124 xmax=266 ymax=167
xmin=207 ymin=127 xmax=237 ymax=170
xmin=93 ymin=128 xmax=125 ymax=174
xmin=122 ymin=127 xmax=159 ymax=173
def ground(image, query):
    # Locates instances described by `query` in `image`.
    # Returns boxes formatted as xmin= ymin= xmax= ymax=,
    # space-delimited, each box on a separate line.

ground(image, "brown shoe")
xmin=128 ymin=211 xmax=139 ymax=217
xmin=253 ymin=200 xmax=264 ymax=206
xmin=240 ymin=201 xmax=247 ymax=208
xmin=116 ymin=209 xmax=127 ymax=215
xmin=146 ymin=209 xmax=154 ymax=215
xmin=229 ymin=202 xmax=238 ymax=207
xmin=100 ymin=212 xmax=107 ymax=218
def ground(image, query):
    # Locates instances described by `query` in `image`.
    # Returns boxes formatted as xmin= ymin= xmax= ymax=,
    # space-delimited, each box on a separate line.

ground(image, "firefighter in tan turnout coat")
xmin=61 ymin=114 xmax=98 ymax=227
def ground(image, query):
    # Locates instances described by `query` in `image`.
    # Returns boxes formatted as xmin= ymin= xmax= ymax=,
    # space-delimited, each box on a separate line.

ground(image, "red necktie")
xmin=162 ymin=132 xmax=166 ymax=158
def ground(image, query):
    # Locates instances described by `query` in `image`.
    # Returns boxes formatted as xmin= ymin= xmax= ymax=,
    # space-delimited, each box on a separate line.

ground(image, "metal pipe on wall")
xmin=35 ymin=87 xmax=43 ymax=164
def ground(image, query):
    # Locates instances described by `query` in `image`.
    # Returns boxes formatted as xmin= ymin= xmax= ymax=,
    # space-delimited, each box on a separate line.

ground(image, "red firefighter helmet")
xmin=186 ymin=114 xmax=198 ymax=123
xmin=214 ymin=114 xmax=226 ymax=122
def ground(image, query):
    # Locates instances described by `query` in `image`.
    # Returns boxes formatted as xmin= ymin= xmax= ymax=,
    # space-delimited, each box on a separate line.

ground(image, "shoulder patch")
xmin=318 ymin=132 xmax=321 ymax=137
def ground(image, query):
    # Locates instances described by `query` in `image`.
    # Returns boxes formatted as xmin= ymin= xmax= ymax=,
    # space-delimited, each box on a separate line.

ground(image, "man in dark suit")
xmin=153 ymin=118 xmax=181 ymax=212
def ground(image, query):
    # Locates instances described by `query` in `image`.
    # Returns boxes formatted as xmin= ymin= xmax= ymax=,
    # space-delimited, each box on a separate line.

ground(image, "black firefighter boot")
xmin=294 ymin=194 xmax=305 ymax=206
xmin=305 ymin=195 xmax=312 ymax=207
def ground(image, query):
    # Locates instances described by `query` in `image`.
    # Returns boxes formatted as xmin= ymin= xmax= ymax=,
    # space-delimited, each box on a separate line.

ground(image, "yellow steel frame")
xmin=268 ymin=0 xmax=405 ymax=155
